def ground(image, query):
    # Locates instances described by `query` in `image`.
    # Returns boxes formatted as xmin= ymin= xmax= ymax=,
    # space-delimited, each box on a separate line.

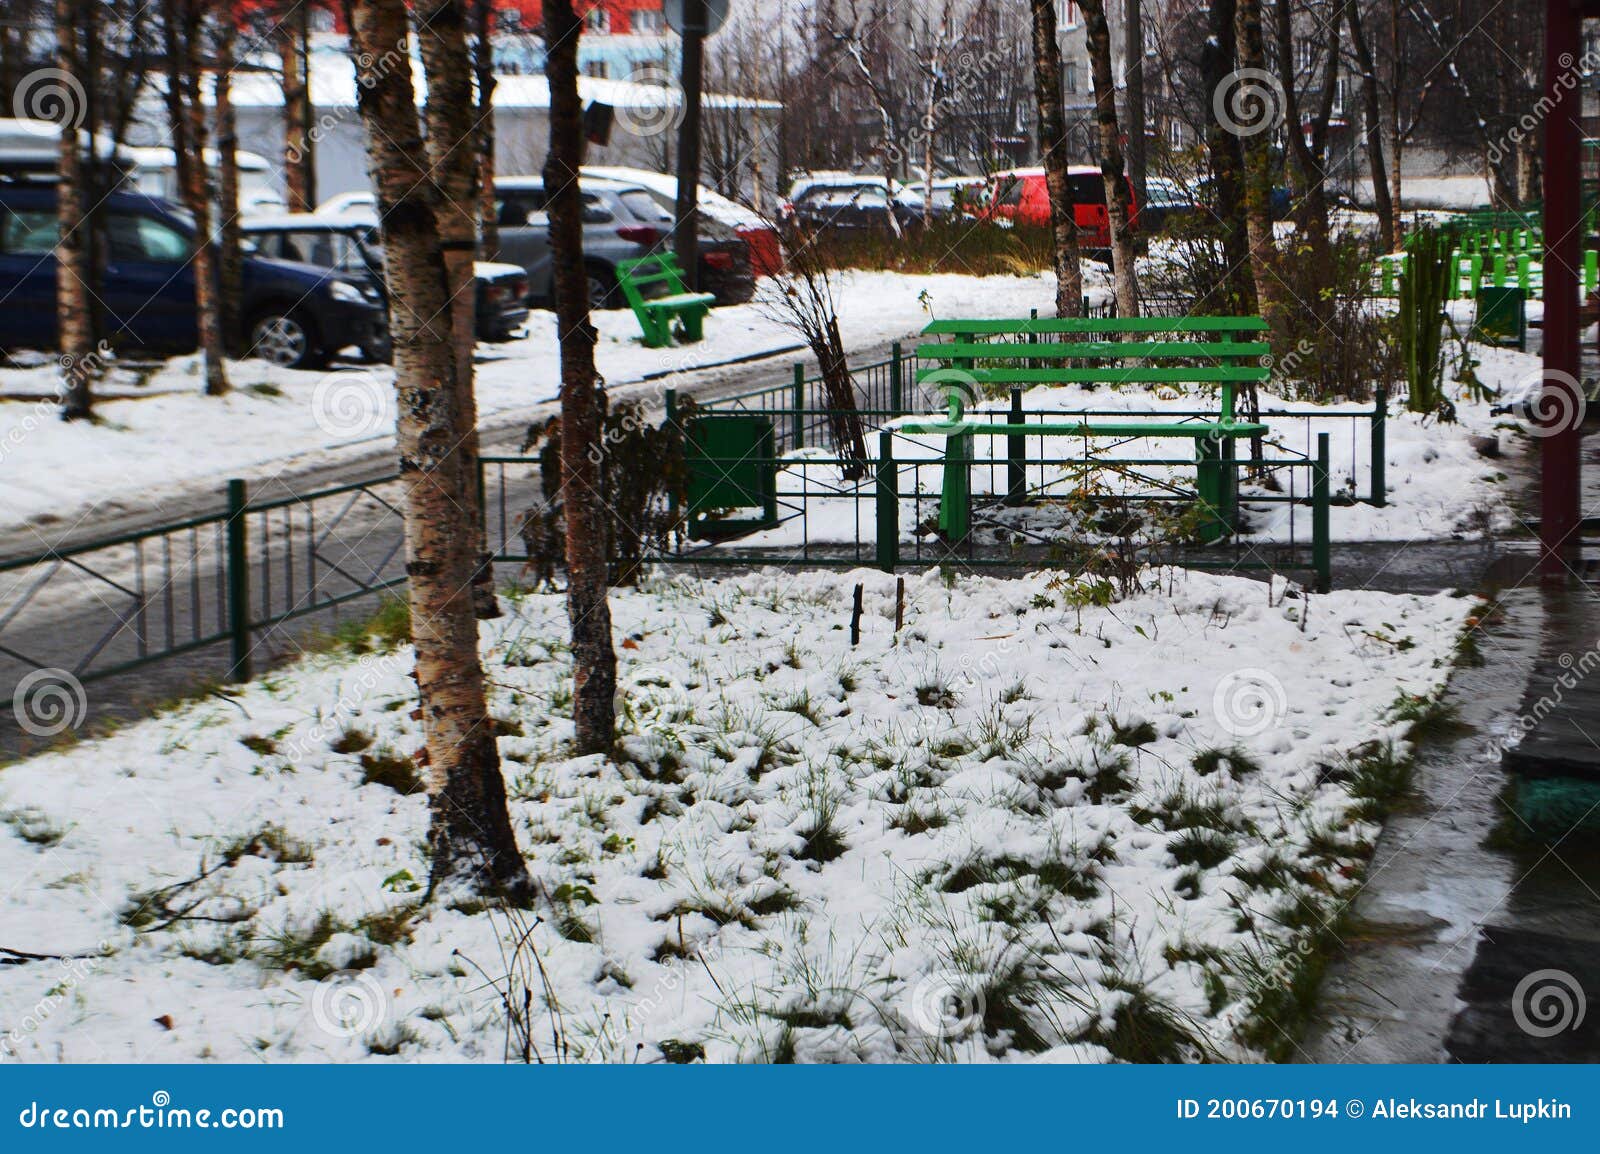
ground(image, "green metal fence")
xmin=3 ymin=351 xmax=1382 ymax=717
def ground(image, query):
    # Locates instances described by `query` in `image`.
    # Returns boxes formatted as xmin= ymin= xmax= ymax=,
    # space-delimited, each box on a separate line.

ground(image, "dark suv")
xmin=243 ymin=213 xmax=531 ymax=359
xmin=0 ymin=186 xmax=385 ymax=369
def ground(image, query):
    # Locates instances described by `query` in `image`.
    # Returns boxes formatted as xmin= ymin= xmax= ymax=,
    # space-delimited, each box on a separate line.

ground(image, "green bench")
xmin=615 ymin=252 xmax=716 ymax=348
xmin=908 ymin=316 xmax=1272 ymax=541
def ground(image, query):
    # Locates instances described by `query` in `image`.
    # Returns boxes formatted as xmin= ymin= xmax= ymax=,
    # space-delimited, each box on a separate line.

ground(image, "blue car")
xmin=0 ymin=186 xmax=386 ymax=369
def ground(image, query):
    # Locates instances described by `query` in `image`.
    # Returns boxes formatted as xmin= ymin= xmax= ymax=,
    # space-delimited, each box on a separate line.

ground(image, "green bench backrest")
xmin=918 ymin=316 xmax=1271 ymax=421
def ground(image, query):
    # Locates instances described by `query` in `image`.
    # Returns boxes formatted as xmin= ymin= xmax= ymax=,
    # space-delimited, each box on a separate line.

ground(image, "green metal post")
xmin=225 ymin=479 xmax=252 ymax=682
xmin=889 ymin=340 xmax=904 ymax=415
xmin=1370 ymin=385 xmax=1387 ymax=507
xmin=665 ymin=389 xmax=680 ymax=521
xmin=875 ymin=430 xmax=898 ymax=572
xmin=1586 ymin=249 xmax=1598 ymax=299
xmin=791 ymin=363 xmax=805 ymax=450
xmin=1313 ymin=433 xmax=1331 ymax=593
xmin=1006 ymin=387 xmax=1025 ymax=505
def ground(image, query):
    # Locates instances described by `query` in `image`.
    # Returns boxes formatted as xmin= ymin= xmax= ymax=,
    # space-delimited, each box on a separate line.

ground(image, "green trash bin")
xmin=1474 ymin=286 xmax=1527 ymax=350
xmin=685 ymin=415 xmax=780 ymax=540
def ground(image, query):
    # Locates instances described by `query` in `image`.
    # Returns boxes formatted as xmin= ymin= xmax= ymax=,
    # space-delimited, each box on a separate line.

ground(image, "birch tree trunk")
xmin=1234 ymin=0 xmax=1286 ymax=336
xmin=1027 ymin=0 xmax=1084 ymax=318
xmin=413 ymin=0 xmax=499 ymax=621
xmin=162 ymin=0 xmax=227 ymax=396
xmin=1080 ymin=0 xmax=1139 ymax=318
xmin=543 ymin=0 xmax=617 ymax=756
xmin=473 ymin=0 xmax=499 ymax=257
xmin=55 ymin=0 xmax=95 ymax=421
xmin=345 ymin=0 xmax=531 ymax=901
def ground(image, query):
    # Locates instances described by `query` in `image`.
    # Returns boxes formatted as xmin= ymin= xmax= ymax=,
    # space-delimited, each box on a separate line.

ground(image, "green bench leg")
xmin=1195 ymin=434 xmax=1231 ymax=544
xmin=938 ymin=430 xmax=972 ymax=543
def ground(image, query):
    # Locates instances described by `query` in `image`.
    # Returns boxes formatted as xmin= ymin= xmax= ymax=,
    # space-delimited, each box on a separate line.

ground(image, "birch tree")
xmin=543 ymin=0 xmax=618 ymax=756
xmin=1079 ymin=0 xmax=1139 ymax=318
xmin=343 ymin=0 xmax=532 ymax=900
xmin=55 ymin=0 xmax=95 ymax=420
xmin=413 ymin=0 xmax=499 ymax=621
xmin=1027 ymin=0 xmax=1084 ymax=318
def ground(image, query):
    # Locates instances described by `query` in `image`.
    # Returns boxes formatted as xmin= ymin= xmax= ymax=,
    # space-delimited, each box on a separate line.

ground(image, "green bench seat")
xmin=616 ymin=253 xmax=716 ymax=348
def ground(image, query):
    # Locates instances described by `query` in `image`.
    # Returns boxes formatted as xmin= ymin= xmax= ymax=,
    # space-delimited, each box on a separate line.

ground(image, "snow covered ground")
xmin=0 ymin=271 xmax=1103 ymax=537
xmin=0 ymin=567 xmax=1471 ymax=1063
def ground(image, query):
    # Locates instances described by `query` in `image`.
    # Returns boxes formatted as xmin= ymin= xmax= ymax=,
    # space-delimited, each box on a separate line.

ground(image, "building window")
xmin=1296 ymin=40 xmax=1313 ymax=75
xmin=632 ymin=9 xmax=665 ymax=35
xmin=1334 ymin=77 xmax=1347 ymax=115
xmin=1169 ymin=120 xmax=1183 ymax=149
xmin=587 ymin=7 xmax=611 ymax=33
xmin=1064 ymin=62 xmax=1078 ymax=94
xmin=1058 ymin=1 xmax=1079 ymax=28
xmin=584 ymin=61 xmax=610 ymax=79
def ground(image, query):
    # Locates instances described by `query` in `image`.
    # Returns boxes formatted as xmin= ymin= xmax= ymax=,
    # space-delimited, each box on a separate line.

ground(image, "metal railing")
xmin=2 ymin=352 xmax=1381 ymax=716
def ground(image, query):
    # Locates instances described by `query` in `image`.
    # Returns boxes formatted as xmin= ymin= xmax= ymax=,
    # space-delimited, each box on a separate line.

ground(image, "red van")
xmin=981 ymin=166 xmax=1139 ymax=250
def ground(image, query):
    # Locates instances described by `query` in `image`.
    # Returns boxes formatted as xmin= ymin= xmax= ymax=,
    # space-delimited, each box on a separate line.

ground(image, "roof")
xmin=581 ymin=165 xmax=768 ymax=228
xmin=217 ymin=48 xmax=781 ymax=113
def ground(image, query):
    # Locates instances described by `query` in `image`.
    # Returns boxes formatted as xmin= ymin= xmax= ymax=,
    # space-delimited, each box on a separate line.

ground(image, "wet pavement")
xmin=1305 ymin=427 xmax=1600 ymax=1062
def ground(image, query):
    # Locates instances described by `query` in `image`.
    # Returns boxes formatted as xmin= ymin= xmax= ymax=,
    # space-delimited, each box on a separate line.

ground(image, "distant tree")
xmin=1234 ymin=0 xmax=1286 ymax=337
xmin=1345 ymin=0 xmax=1394 ymax=248
xmin=160 ymin=0 xmax=228 ymax=395
xmin=1201 ymin=0 xmax=1255 ymax=315
xmin=277 ymin=1 xmax=317 ymax=212
xmin=343 ymin=0 xmax=532 ymax=900
xmin=214 ymin=12 xmax=245 ymax=354
xmin=543 ymin=0 xmax=618 ymax=756
xmin=1027 ymin=0 xmax=1083 ymax=318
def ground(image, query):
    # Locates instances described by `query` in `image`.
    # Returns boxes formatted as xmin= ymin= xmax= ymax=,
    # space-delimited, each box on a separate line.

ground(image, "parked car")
xmin=486 ymin=173 xmax=748 ymax=308
xmin=978 ymin=167 xmax=1141 ymax=253
xmin=897 ymin=176 xmax=986 ymax=220
xmin=0 ymin=186 xmax=385 ymax=369
xmin=314 ymin=191 xmax=379 ymax=218
xmin=126 ymin=145 xmax=287 ymax=218
xmin=1136 ymin=176 xmax=1202 ymax=234
xmin=783 ymin=174 xmax=919 ymax=234
xmin=583 ymin=164 xmax=773 ymax=294
xmin=489 ymin=174 xmax=746 ymax=310
xmin=241 ymin=213 xmax=531 ymax=356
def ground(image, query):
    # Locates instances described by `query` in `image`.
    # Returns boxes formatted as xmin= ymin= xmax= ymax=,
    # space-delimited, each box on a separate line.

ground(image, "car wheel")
xmin=586 ymin=267 xmax=618 ymax=310
xmin=249 ymin=311 xmax=322 ymax=370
